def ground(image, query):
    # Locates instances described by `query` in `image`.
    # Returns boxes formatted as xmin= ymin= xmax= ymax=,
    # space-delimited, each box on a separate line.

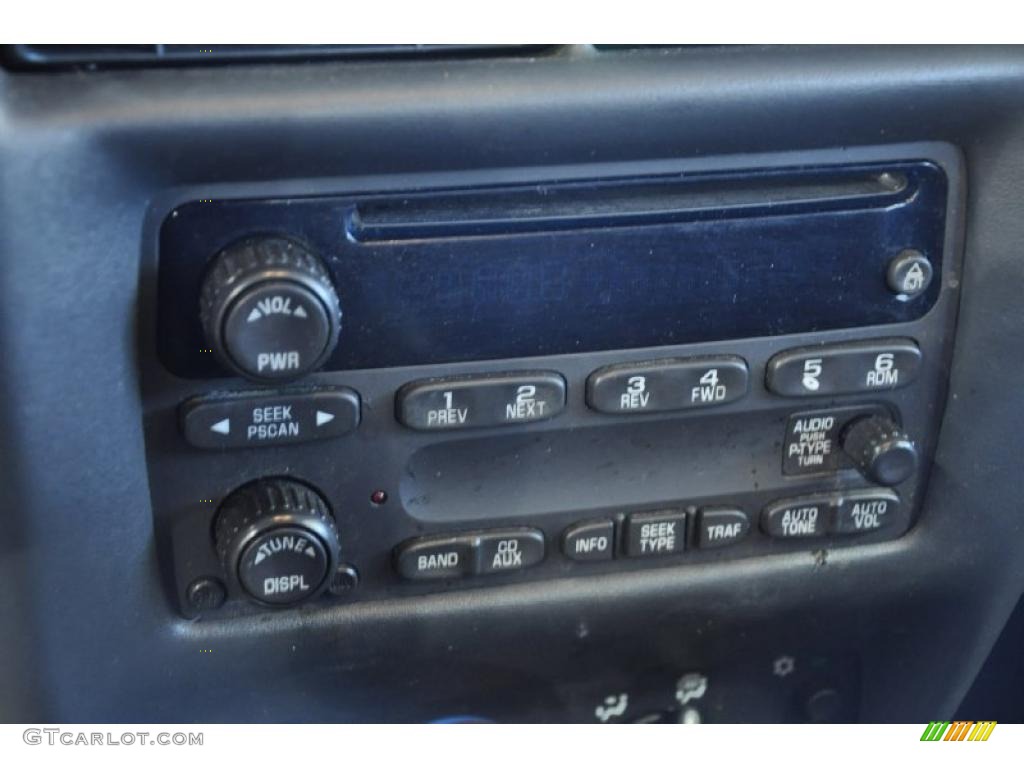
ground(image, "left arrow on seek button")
xmin=210 ymin=418 xmax=231 ymax=435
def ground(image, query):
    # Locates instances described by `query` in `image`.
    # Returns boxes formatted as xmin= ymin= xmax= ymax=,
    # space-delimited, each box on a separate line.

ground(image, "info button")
xmin=180 ymin=388 xmax=360 ymax=449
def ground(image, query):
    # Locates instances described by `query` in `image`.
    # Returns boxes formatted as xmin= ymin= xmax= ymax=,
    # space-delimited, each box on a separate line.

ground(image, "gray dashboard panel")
xmin=1 ymin=45 xmax=1023 ymax=722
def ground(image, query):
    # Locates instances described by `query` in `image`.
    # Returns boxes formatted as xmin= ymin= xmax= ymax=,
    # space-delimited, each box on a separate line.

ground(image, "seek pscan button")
xmin=180 ymin=387 xmax=360 ymax=449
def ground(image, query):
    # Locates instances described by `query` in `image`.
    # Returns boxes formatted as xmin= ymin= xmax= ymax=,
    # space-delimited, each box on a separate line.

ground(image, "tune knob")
xmin=841 ymin=416 xmax=919 ymax=486
xmin=200 ymin=237 xmax=341 ymax=382
xmin=215 ymin=479 xmax=339 ymax=607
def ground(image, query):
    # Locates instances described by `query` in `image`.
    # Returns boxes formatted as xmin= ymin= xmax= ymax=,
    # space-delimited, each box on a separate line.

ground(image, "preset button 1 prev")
xmin=396 ymin=371 xmax=566 ymax=431
xmin=180 ymin=388 xmax=360 ymax=449
xmin=476 ymin=529 xmax=546 ymax=574
xmin=587 ymin=356 xmax=748 ymax=415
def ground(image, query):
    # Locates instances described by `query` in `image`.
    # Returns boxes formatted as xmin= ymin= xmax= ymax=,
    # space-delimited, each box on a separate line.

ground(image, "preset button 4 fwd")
xmin=587 ymin=356 xmax=748 ymax=415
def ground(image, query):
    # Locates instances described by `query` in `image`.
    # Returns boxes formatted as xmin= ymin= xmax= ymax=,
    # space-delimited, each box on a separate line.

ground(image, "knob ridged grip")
xmin=200 ymin=237 xmax=341 ymax=382
xmin=215 ymin=479 xmax=339 ymax=607
xmin=842 ymin=416 xmax=919 ymax=487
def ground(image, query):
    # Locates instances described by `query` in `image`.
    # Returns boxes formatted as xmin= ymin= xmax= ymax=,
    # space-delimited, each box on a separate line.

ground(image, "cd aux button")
xmin=475 ymin=529 xmax=546 ymax=575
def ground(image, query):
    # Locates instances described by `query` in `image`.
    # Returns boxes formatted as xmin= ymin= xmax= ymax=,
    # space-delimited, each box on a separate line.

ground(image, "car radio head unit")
xmin=139 ymin=144 xmax=961 ymax=619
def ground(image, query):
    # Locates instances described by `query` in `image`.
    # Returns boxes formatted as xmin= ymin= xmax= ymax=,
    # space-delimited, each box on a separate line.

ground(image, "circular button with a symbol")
xmin=200 ymin=237 xmax=342 ymax=383
xmin=886 ymin=249 xmax=934 ymax=299
xmin=215 ymin=478 xmax=340 ymax=607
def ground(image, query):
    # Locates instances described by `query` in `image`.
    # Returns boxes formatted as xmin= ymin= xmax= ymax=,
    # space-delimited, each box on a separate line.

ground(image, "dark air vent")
xmin=2 ymin=44 xmax=556 ymax=71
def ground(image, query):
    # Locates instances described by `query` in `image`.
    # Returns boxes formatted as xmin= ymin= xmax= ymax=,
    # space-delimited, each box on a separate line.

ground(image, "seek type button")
xmin=625 ymin=510 xmax=687 ymax=557
xmin=587 ymin=356 xmax=748 ymax=415
xmin=397 ymin=371 xmax=566 ymax=431
xmin=180 ymin=388 xmax=360 ymax=449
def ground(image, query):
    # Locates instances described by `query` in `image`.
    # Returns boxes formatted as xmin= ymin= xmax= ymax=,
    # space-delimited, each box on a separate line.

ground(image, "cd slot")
xmin=348 ymin=169 xmax=908 ymax=241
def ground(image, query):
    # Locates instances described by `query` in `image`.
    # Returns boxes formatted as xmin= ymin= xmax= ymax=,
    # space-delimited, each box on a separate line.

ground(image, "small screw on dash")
xmin=329 ymin=564 xmax=360 ymax=596
xmin=186 ymin=577 xmax=227 ymax=615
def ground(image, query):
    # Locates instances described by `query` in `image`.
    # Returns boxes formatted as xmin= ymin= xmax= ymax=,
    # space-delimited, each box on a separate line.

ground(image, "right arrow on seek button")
xmin=315 ymin=410 xmax=334 ymax=427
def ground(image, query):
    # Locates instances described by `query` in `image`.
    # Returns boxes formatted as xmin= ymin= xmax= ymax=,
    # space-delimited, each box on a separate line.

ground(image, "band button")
xmin=393 ymin=536 xmax=474 ymax=581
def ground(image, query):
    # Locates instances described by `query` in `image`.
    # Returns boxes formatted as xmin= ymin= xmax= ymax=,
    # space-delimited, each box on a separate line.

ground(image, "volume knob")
xmin=200 ymin=236 xmax=341 ymax=382
xmin=215 ymin=479 xmax=340 ymax=607
xmin=841 ymin=416 xmax=919 ymax=486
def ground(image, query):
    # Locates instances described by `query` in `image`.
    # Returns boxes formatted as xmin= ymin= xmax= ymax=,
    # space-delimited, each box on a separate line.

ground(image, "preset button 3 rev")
xmin=587 ymin=356 xmax=748 ymax=415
